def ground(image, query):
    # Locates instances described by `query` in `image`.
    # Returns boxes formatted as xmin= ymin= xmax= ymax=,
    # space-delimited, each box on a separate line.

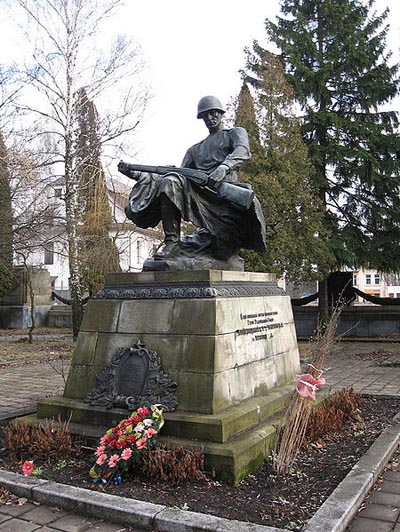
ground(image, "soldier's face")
xmin=201 ymin=110 xmax=223 ymax=131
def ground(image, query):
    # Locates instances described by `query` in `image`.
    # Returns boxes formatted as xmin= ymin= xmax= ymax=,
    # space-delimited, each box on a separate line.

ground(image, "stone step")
xmin=160 ymin=412 xmax=284 ymax=484
xmin=35 ymin=382 xmax=294 ymax=443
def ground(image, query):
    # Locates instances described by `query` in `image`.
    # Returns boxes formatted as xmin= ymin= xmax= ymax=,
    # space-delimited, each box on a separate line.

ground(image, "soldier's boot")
xmin=154 ymin=197 xmax=181 ymax=260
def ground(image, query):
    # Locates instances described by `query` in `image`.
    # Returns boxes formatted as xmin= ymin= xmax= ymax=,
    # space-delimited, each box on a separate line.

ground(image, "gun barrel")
xmin=118 ymin=161 xmax=254 ymax=209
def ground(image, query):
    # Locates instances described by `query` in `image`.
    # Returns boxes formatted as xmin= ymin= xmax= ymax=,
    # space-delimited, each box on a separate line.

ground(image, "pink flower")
xmin=144 ymin=428 xmax=157 ymax=438
xmin=136 ymin=437 xmax=147 ymax=450
xmin=143 ymin=418 xmax=153 ymax=427
xmin=121 ymin=448 xmax=133 ymax=461
xmin=22 ymin=460 xmax=34 ymax=476
xmin=96 ymin=453 xmax=107 ymax=466
xmin=108 ymin=454 xmax=120 ymax=468
xmin=95 ymin=445 xmax=106 ymax=456
xmin=296 ymin=373 xmax=325 ymax=401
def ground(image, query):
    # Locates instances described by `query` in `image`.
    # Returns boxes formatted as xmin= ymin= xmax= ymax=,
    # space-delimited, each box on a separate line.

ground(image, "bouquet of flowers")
xmin=90 ymin=404 xmax=164 ymax=483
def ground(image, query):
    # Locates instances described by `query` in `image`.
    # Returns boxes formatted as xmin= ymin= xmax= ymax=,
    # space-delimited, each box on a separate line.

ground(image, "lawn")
xmin=0 ymin=328 xmax=74 ymax=366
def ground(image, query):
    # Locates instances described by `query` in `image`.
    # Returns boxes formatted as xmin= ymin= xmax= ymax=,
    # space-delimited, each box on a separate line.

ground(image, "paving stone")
xmin=20 ymin=505 xmax=67 ymax=525
xmin=384 ymin=471 xmax=400 ymax=482
xmin=381 ymin=481 xmax=400 ymax=495
xmin=358 ymin=503 xmax=400 ymax=523
xmin=0 ymin=503 xmax=38 ymax=517
xmin=0 ymin=518 xmax=41 ymax=531
xmin=368 ymin=490 xmax=400 ymax=506
xmin=85 ymin=522 xmax=134 ymax=531
xmin=49 ymin=514 xmax=93 ymax=532
xmin=348 ymin=516 xmax=394 ymax=531
xmin=0 ymin=516 xmax=10 ymax=525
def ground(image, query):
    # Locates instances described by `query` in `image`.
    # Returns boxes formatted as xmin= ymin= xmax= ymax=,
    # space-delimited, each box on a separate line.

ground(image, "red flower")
xmin=130 ymin=415 xmax=141 ymax=425
xmin=137 ymin=406 xmax=149 ymax=418
xmin=296 ymin=374 xmax=325 ymax=401
xmin=22 ymin=461 xmax=34 ymax=476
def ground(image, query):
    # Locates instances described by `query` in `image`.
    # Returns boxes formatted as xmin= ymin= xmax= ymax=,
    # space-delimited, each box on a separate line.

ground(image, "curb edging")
xmin=0 ymin=469 xmax=287 ymax=532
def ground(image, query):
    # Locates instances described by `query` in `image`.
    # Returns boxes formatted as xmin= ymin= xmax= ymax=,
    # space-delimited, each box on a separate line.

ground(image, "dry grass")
xmin=0 ymin=328 xmax=74 ymax=366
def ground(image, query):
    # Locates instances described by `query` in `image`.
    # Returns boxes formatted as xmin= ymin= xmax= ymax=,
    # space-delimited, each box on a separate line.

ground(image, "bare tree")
xmin=0 ymin=135 xmax=62 ymax=338
xmin=8 ymin=0 xmax=148 ymax=338
xmin=0 ymin=132 xmax=14 ymax=297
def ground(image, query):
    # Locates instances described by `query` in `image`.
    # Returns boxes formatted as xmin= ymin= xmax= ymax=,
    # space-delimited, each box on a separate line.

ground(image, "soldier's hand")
xmin=118 ymin=161 xmax=129 ymax=175
xmin=208 ymin=165 xmax=229 ymax=190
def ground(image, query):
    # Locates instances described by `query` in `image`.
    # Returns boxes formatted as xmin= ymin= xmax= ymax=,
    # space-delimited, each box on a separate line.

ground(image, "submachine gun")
xmin=118 ymin=162 xmax=254 ymax=210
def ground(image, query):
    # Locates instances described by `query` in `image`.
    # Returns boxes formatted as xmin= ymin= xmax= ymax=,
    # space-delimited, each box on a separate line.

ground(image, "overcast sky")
xmin=120 ymin=0 xmax=280 ymax=165
xmin=120 ymin=0 xmax=400 ymax=166
xmin=1 ymin=0 xmax=399 ymax=170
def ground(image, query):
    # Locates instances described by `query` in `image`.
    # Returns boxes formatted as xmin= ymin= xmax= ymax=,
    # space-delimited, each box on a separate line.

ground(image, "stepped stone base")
xmin=33 ymin=382 xmax=294 ymax=483
xmin=36 ymin=270 xmax=300 ymax=483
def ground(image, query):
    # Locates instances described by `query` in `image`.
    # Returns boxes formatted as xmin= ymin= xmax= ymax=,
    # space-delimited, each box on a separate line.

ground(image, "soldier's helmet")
xmin=197 ymin=95 xmax=225 ymax=118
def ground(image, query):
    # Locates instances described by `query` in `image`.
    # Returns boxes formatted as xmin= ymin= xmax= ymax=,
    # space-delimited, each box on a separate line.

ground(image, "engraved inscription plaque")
xmin=115 ymin=351 xmax=149 ymax=397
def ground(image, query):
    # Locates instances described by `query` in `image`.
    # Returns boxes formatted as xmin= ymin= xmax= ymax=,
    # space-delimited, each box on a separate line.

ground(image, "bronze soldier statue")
xmin=118 ymin=95 xmax=266 ymax=268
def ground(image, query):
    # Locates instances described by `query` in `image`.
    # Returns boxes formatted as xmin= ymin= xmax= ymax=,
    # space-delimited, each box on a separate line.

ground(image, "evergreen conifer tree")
xmin=263 ymin=0 xmax=400 ymax=317
xmin=237 ymin=61 xmax=333 ymax=280
xmin=75 ymin=88 xmax=121 ymax=297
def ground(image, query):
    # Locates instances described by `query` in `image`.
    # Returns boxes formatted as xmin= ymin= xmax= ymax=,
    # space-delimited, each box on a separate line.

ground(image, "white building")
xmin=352 ymin=268 xmax=400 ymax=301
xmin=14 ymin=177 xmax=162 ymax=295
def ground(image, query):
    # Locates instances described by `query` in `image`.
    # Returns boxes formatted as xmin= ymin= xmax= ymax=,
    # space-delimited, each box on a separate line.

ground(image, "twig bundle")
xmin=272 ymin=302 xmax=344 ymax=475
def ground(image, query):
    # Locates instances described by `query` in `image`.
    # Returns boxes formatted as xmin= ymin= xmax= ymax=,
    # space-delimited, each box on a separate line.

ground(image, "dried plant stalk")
xmin=272 ymin=302 xmax=344 ymax=475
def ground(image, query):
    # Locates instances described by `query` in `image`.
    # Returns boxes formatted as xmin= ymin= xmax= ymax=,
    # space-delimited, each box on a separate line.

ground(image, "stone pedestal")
xmin=37 ymin=270 xmax=300 ymax=483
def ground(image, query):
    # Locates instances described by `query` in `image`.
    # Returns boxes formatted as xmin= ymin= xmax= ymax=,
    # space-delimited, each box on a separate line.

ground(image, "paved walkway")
xmin=0 ymin=502 xmax=137 ymax=531
xmin=347 ymin=457 xmax=400 ymax=532
xmin=320 ymin=341 xmax=400 ymax=532
xmin=0 ymin=361 xmax=69 ymax=422
xmin=0 ymin=340 xmax=399 ymax=531
xmin=321 ymin=341 xmax=400 ymax=396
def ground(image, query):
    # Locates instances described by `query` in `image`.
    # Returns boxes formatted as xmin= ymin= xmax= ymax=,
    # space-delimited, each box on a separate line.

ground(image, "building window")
xmin=44 ymin=242 xmax=54 ymax=265
xmin=136 ymin=240 xmax=142 ymax=263
xmin=374 ymin=274 xmax=380 ymax=285
xmin=365 ymin=274 xmax=371 ymax=285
